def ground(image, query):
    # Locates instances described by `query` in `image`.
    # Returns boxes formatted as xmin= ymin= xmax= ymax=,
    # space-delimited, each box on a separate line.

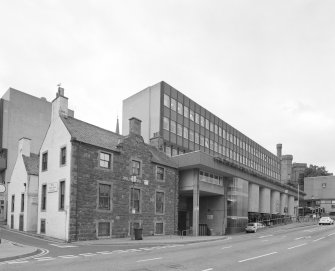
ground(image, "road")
xmin=1 ymin=224 xmax=335 ymax=271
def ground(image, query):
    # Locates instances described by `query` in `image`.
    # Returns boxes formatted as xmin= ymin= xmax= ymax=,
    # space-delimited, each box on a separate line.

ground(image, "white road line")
xmin=259 ymin=235 xmax=273 ymax=238
xmin=6 ymin=260 xmax=29 ymax=264
xmin=58 ymin=255 xmax=79 ymax=259
xmin=221 ymin=246 xmax=232 ymax=249
xmin=202 ymin=269 xmax=213 ymax=271
xmin=35 ymin=257 xmax=55 ymax=261
xmin=238 ymin=252 xmax=278 ymax=263
xmin=136 ymin=257 xmax=162 ymax=263
xmin=96 ymin=251 xmax=113 ymax=254
xmin=125 ymin=249 xmax=142 ymax=252
xmin=112 ymin=250 xmax=127 ymax=253
xmin=139 ymin=247 xmax=155 ymax=251
xmin=294 ymin=237 xmax=305 ymax=240
xmin=329 ymin=266 xmax=335 ymax=271
xmin=49 ymin=243 xmax=77 ymax=248
xmin=313 ymin=237 xmax=325 ymax=242
xmin=79 ymin=253 xmax=96 ymax=257
xmin=287 ymin=243 xmax=307 ymax=250
xmin=328 ymin=233 xmax=335 ymax=236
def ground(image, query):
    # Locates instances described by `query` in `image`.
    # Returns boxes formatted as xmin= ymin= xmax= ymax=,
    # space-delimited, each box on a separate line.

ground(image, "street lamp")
xmin=130 ymin=175 xmax=137 ymax=240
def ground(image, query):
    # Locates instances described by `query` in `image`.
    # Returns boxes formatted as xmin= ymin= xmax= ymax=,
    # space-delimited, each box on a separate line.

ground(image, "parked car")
xmin=318 ymin=216 xmax=334 ymax=225
xmin=245 ymin=222 xmax=265 ymax=233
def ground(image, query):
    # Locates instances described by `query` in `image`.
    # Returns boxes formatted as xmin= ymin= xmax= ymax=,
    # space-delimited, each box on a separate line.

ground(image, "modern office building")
xmin=304 ymin=176 xmax=335 ymax=214
xmin=123 ymin=81 xmax=302 ymax=234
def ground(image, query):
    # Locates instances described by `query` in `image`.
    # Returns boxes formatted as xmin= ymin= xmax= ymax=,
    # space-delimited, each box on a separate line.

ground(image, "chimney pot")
xmin=129 ymin=117 xmax=142 ymax=136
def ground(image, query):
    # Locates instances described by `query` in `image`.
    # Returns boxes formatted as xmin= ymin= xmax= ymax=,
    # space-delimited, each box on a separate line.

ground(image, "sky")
xmin=0 ymin=0 xmax=334 ymax=173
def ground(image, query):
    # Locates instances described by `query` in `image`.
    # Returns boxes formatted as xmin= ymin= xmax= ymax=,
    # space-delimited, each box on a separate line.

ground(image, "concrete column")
xmin=193 ymin=169 xmax=200 ymax=236
xmin=270 ymin=190 xmax=280 ymax=215
xmin=288 ymin=196 xmax=295 ymax=216
xmin=259 ymin=187 xmax=271 ymax=214
xmin=248 ymin=183 xmax=259 ymax=213
xmin=280 ymin=193 xmax=288 ymax=215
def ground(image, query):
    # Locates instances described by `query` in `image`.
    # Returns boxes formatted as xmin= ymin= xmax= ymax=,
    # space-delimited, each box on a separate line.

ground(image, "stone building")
xmin=37 ymin=88 xmax=178 ymax=241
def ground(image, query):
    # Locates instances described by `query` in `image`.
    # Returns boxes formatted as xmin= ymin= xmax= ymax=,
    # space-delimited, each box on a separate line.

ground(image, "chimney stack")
xmin=276 ymin=143 xmax=282 ymax=158
xmin=129 ymin=117 xmax=142 ymax=136
xmin=52 ymin=86 xmax=68 ymax=121
xmin=18 ymin=137 xmax=31 ymax=157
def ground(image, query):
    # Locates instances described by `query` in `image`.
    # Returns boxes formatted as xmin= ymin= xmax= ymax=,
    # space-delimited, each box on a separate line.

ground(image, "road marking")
xmin=35 ymin=257 xmax=55 ymax=261
xmin=238 ymin=252 xmax=278 ymax=263
xmin=96 ymin=251 xmax=113 ymax=254
xmin=136 ymin=257 xmax=162 ymax=263
xmin=139 ymin=247 xmax=155 ymax=251
xmin=313 ymin=237 xmax=325 ymax=242
xmin=125 ymin=249 xmax=142 ymax=252
xmin=329 ymin=266 xmax=335 ymax=271
xmin=112 ymin=250 xmax=127 ymax=253
xmin=259 ymin=235 xmax=273 ymax=238
xmin=294 ymin=236 xmax=310 ymax=240
xmin=221 ymin=246 xmax=232 ymax=249
xmin=328 ymin=233 xmax=335 ymax=236
xmin=49 ymin=243 xmax=77 ymax=248
xmin=58 ymin=255 xmax=79 ymax=259
xmin=287 ymin=243 xmax=307 ymax=250
xmin=6 ymin=260 xmax=29 ymax=264
xmin=202 ymin=269 xmax=213 ymax=271
xmin=79 ymin=253 xmax=96 ymax=257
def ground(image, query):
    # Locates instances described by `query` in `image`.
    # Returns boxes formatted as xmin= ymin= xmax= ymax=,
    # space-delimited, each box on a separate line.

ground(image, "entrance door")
xmin=178 ymin=211 xmax=187 ymax=233
xmin=19 ymin=215 xmax=23 ymax=231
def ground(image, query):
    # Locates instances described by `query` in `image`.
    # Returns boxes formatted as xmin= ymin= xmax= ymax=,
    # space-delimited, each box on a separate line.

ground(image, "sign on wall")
xmin=48 ymin=182 xmax=58 ymax=193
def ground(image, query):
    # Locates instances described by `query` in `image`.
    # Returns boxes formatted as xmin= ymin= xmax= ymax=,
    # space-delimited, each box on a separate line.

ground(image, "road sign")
xmin=0 ymin=184 xmax=5 ymax=193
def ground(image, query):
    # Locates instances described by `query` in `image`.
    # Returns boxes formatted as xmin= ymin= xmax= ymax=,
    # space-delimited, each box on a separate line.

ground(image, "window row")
xmin=41 ymin=146 xmax=67 ymax=171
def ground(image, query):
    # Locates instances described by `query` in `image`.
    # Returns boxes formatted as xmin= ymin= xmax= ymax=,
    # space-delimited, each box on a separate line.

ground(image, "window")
xmin=209 ymin=140 xmax=213 ymax=150
xmin=184 ymin=106 xmax=189 ymax=118
xmin=171 ymin=147 xmax=178 ymax=157
xmin=190 ymin=110 xmax=194 ymax=121
xmin=322 ymin=183 xmax=326 ymax=188
xmin=195 ymin=113 xmax=200 ymax=124
xmin=97 ymin=221 xmax=111 ymax=237
xmin=59 ymin=181 xmax=65 ymax=210
xmin=177 ymin=124 xmax=182 ymax=137
xmin=130 ymin=188 xmax=141 ymax=213
xmin=100 ymin=152 xmax=112 ymax=169
xmin=131 ymin=160 xmax=141 ymax=176
xmin=210 ymin=122 xmax=214 ymax=132
xmin=170 ymin=98 xmax=176 ymax=111
xmin=42 ymin=152 xmax=48 ymax=171
xmin=177 ymin=102 xmax=183 ymax=115
xmin=189 ymin=130 xmax=194 ymax=142
xmin=41 ymin=184 xmax=47 ymax=211
xmin=163 ymin=117 xmax=169 ymax=130
xmin=60 ymin=147 xmax=66 ymax=166
xmin=205 ymin=138 xmax=209 ymax=148
xmin=21 ymin=193 xmax=24 ymax=212
xmin=40 ymin=219 xmax=46 ymax=234
xmin=183 ymin=127 xmax=188 ymax=139
xmin=156 ymin=191 xmax=165 ymax=214
xmin=164 ymin=94 xmax=170 ymax=108
xmin=200 ymin=116 xmax=205 ymax=127
xmin=156 ymin=166 xmax=165 ymax=181
xmin=200 ymin=135 xmax=204 ymax=146
xmin=165 ymin=146 xmax=171 ymax=157
xmin=205 ymin=119 xmax=209 ymax=130
xmin=155 ymin=222 xmax=164 ymax=235
xmin=11 ymin=195 xmax=15 ymax=212
xmin=170 ymin=120 xmax=176 ymax=134
xmin=98 ymin=183 xmax=111 ymax=210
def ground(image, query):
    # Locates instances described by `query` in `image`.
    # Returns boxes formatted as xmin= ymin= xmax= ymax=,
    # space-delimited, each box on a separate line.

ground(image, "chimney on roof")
xmin=18 ymin=138 xmax=31 ymax=157
xmin=129 ymin=117 xmax=141 ymax=136
xmin=276 ymin=143 xmax=282 ymax=158
xmin=52 ymin=86 xmax=68 ymax=121
xmin=150 ymin=133 xmax=164 ymax=151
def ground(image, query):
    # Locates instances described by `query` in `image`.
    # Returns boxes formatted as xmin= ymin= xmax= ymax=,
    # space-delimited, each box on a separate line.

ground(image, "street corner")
xmin=0 ymin=239 xmax=41 ymax=262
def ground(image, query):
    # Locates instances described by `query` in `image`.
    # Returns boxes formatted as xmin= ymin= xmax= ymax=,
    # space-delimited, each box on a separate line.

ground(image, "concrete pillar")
xmin=259 ymin=187 xmax=271 ymax=214
xmin=193 ymin=169 xmax=200 ymax=236
xmin=280 ymin=193 xmax=288 ymax=215
xmin=288 ymin=196 xmax=295 ymax=216
xmin=271 ymin=190 xmax=280 ymax=215
xmin=248 ymin=183 xmax=259 ymax=213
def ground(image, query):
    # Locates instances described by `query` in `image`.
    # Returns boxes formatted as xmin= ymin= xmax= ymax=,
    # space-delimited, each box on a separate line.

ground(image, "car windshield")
xmin=247 ymin=223 xmax=255 ymax=226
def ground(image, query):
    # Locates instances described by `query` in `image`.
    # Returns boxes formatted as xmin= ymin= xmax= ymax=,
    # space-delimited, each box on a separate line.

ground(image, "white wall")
xmin=37 ymin=115 xmax=72 ymax=241
xmin=26 ymin=175 xmax=38 ymax=231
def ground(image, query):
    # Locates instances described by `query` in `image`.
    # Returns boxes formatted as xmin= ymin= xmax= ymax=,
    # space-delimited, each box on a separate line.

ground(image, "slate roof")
xmin=61 ymin=116 xmax=121 ymax=152
xmin=22 ymin=153 xmax=39 ymax=175
xmin=61 ymin=116 xmax=177 ymax=169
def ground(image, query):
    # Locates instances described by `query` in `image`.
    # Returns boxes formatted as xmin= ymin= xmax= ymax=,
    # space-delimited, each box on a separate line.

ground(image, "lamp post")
xmin=130 ymin=175 xmax=137 ymax=240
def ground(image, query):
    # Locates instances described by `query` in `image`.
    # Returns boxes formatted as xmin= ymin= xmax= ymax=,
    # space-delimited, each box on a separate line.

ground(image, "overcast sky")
xmin=0 ymin=0 xmax=334 ymax=173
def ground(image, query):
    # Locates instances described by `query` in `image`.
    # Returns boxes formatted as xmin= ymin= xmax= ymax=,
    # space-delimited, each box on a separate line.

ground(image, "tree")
xmin=298 ymin=164 xmax=333 ymax=186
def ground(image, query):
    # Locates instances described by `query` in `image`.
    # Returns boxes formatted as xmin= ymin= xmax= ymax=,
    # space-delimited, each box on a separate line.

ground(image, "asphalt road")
xmin=1 ymin=224 xmax=335 ymax=271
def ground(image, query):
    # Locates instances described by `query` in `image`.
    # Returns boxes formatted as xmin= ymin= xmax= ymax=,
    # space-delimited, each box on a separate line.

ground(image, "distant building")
xmin=304 ymin=176 xmax=335 ymax=214
xmin=123 ymin=81 xmax=301 ymax=234
xmin=37 ymin=88 xmax=178 ymax=241
xmin=7 ymin=138 xmax=39 ymax=232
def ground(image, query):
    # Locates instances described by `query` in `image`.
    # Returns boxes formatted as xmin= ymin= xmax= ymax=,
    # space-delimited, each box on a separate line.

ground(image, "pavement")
xmin=0 ymin=220 xmax=317 ymax=262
